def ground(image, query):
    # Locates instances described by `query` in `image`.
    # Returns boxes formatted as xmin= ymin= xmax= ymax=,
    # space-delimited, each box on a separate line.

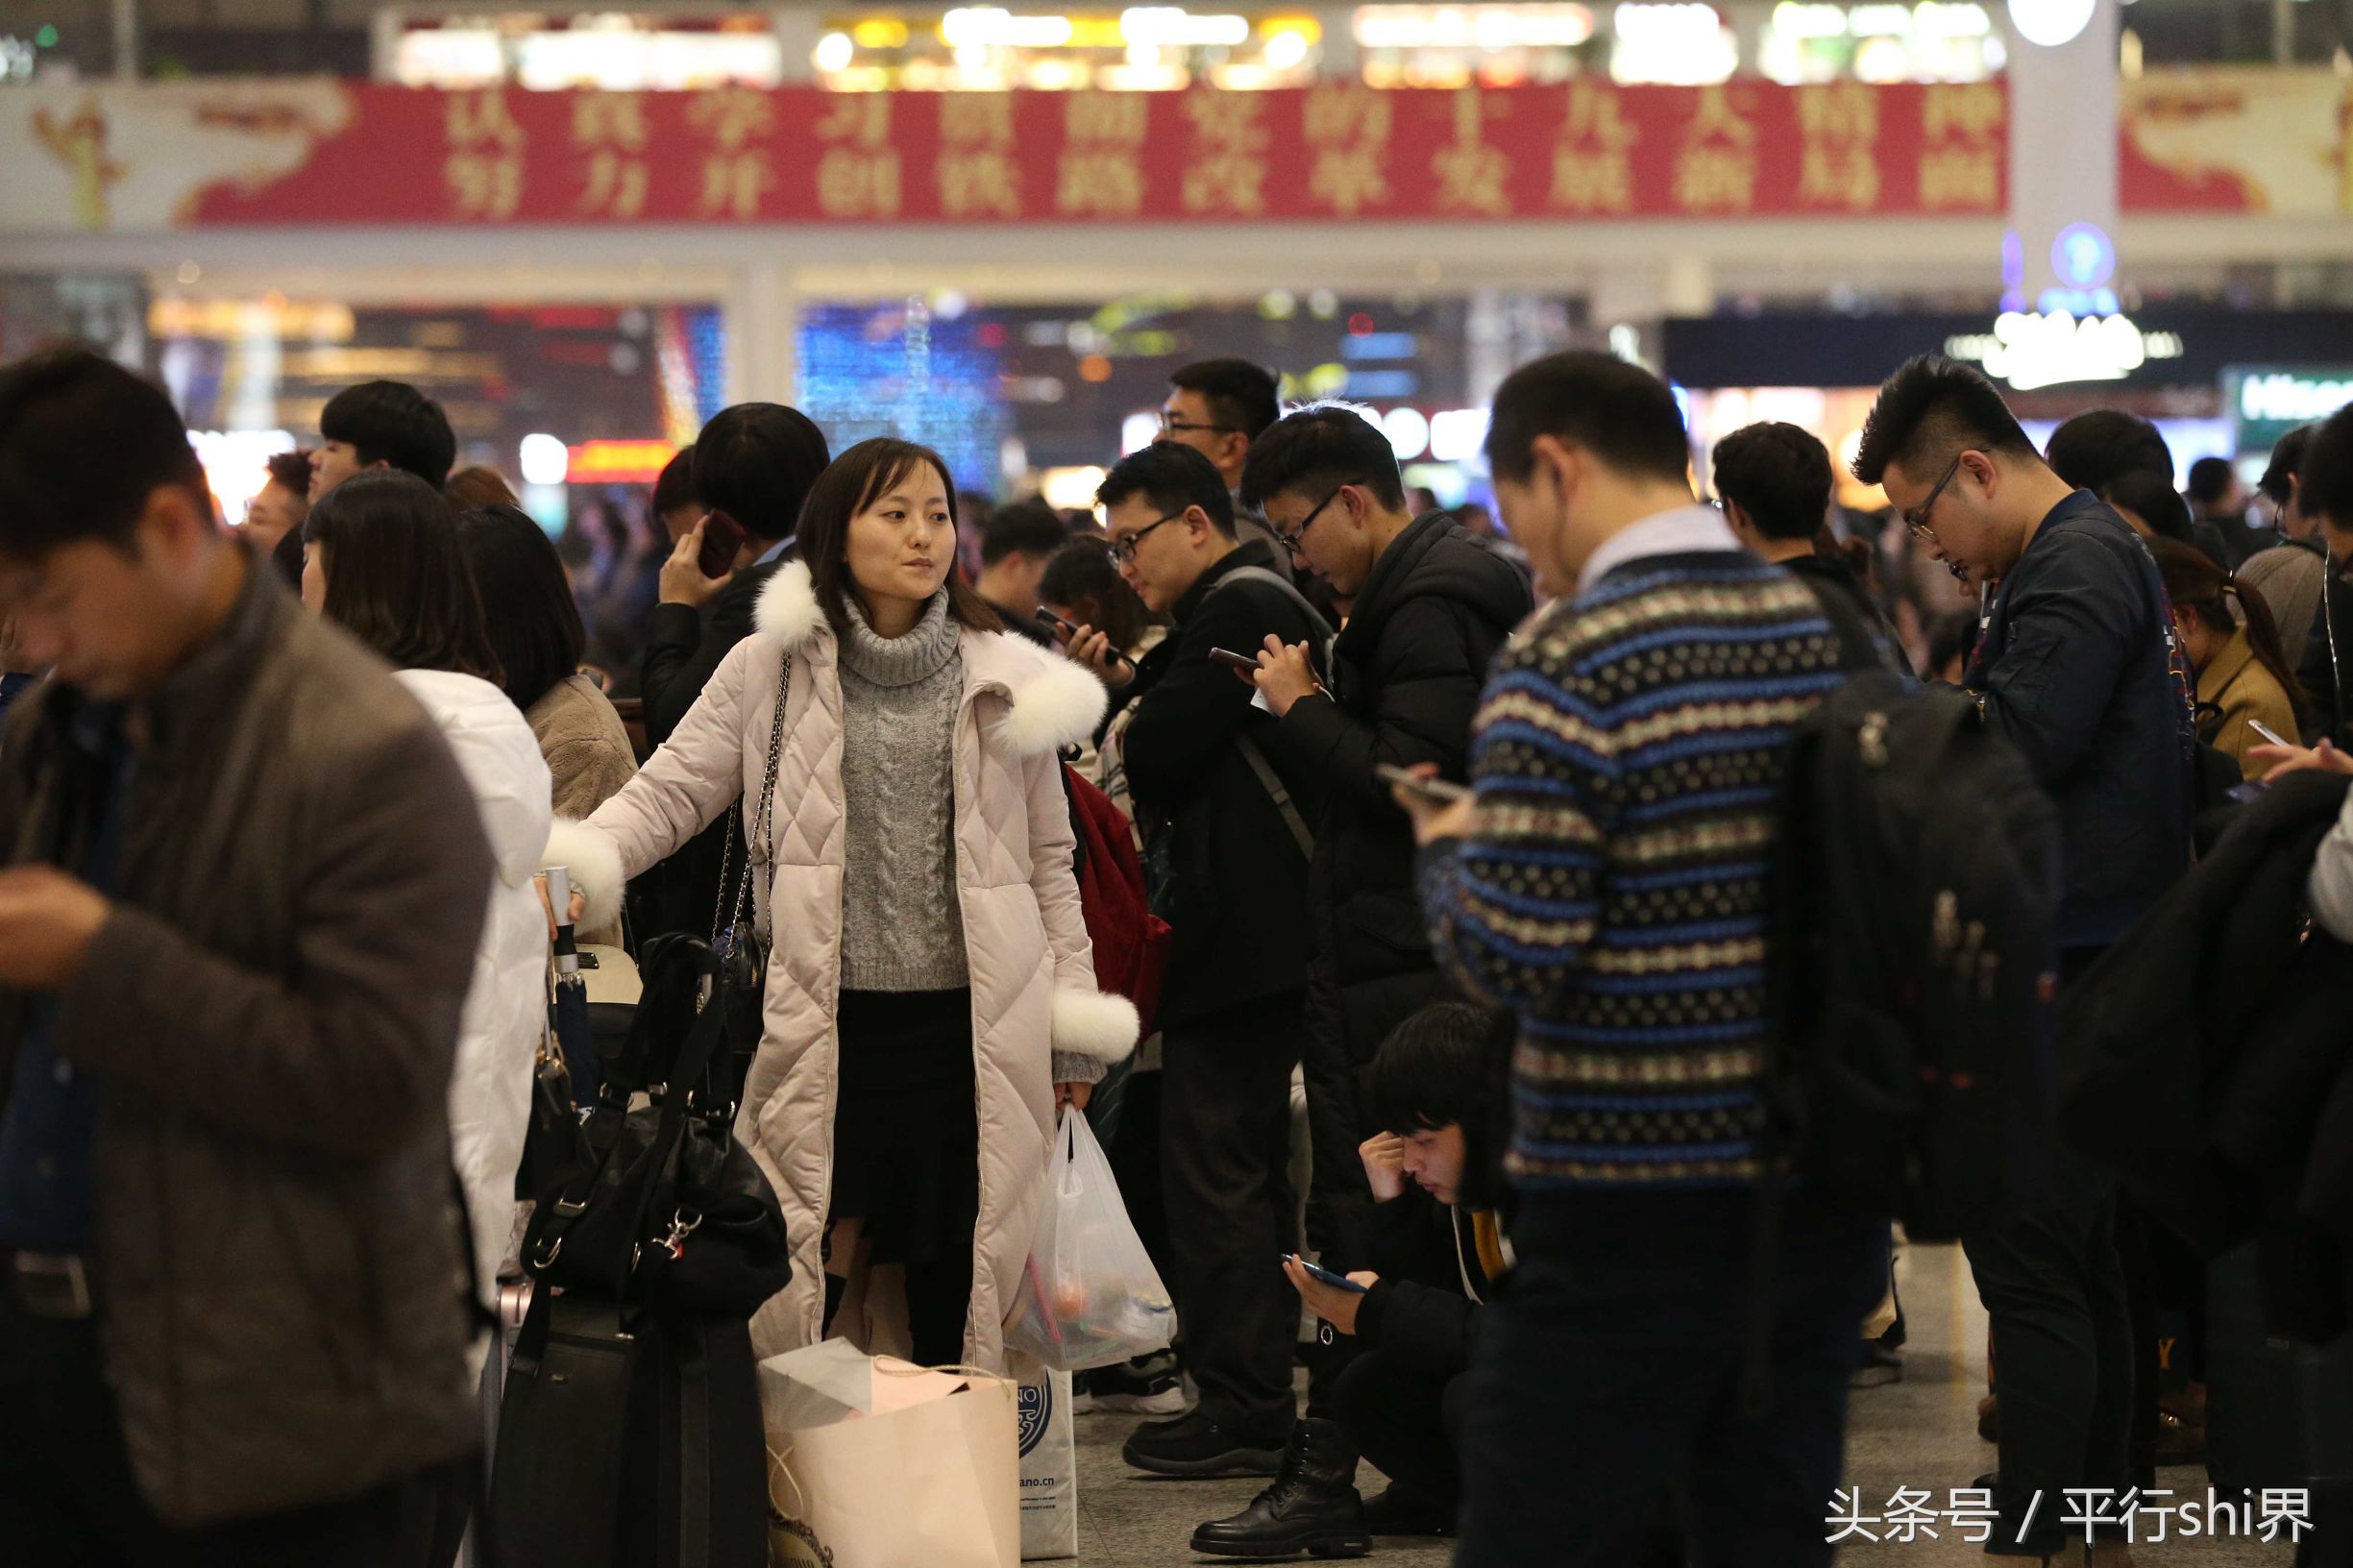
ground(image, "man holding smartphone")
xmin=1236 ymin=406 xmax=1531 ymax=1289
xmin=1098 ymin=441 xmax=1332 ymax=1480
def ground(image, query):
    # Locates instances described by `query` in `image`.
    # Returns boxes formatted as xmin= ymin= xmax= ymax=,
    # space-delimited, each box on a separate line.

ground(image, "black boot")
xmin=1189 ymin=1419 xmax=1372 ymax=1560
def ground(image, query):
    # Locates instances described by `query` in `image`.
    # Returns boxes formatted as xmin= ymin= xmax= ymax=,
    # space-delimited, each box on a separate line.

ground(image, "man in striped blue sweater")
xmin=1404 ymin=353 xmax=1889 ymax=1565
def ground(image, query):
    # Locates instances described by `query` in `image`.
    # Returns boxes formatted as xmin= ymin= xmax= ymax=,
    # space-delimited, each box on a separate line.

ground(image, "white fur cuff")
xmin=543 ymin=818 xmax=625 ymax=934
xmin=1050 ymin=988 xmax=1140 ymax=1064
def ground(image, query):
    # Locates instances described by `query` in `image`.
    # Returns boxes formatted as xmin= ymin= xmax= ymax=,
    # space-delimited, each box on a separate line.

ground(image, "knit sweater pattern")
xmin=1420 ymin=551 xmax=1843 ymax=1189
xmin=837 ymin=592 xmax=969 ymax=992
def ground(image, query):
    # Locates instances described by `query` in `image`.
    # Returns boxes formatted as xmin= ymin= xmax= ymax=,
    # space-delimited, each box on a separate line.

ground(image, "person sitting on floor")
xmin=1191 ymin=1001 xmax=1507 ymax=1557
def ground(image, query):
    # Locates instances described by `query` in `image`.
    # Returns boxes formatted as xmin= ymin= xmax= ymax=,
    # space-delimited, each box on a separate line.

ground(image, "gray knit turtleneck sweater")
xmin=837 ymin=591 xmax=968 ymax=992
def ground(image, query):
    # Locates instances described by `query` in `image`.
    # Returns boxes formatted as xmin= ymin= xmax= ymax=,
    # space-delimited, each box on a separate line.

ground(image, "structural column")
xmin=727 ymin=257 xmax=799 ymax=408
xmin=2004 ymin=0 xmax=2121 ymax=308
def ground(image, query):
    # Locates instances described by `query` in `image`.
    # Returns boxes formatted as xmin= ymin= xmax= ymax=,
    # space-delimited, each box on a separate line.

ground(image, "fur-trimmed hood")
xmin=752 ymin=560 xmax=1105 ymax=758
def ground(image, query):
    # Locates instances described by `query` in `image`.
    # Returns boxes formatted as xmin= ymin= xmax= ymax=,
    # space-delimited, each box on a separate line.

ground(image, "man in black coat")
xmin=628 ymin=404 xmax=830 ymax=944
xmin=1712 ymin=420 xmax=1904 ymax=672
xmin=1192 ymin=1002 xmax=1507 ymax=1558
xmin=1234 ymin=406 xmax=1532 ymax=1279
xmin=1091 ymin=441 xmax=1330 ymax=1480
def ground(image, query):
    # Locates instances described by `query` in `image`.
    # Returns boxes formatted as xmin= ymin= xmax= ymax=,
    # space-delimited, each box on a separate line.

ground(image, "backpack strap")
xmin=1208 ymin=564 xmax=1330 ymax=859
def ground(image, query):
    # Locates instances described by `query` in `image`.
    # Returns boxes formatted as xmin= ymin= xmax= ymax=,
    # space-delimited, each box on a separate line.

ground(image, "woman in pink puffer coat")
xmin=551 ymin=438 xmax=1138 ymax=1369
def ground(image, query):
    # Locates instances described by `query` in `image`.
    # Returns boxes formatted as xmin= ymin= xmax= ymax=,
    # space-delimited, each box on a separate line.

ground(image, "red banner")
xmin=5 ymin=81 xmax=2011 ymax=232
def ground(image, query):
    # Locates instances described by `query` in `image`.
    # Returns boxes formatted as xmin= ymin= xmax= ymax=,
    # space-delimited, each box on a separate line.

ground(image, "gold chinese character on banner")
xmin=697 ymin=154 xmax=772 ymax=219
xmin=941 ymin=92 xmax=1015 ymax=149
xmin=573 ymin=93 xmax=649 ymax=218
xmin=1433 ymin=88 xmax=1510 ymax=217
xmin=1303 ymin=86 xmax=1389 ymax=217
xmin=1918 ymin=145 xmax=1999 ymax=208
xmin=1066 ymin=92 xmax=1147 ymax=147
xmin=1550 ymin=82 xmax=1636 ymax=214
xmin=1674 ymin=86 xmax=1755 ymax=212
xmin=1304 ymin=84 xmax=1391 ymax=148
xmin=938 ymin=150 xmax=1022 ymax=217
xmin=1057 ymin=94 xmax=1147 ymax=217
xmin=938 ymin=93 xmax=1021 ymax=216
xmin=813 ymin=94 xmax=899 ymax=218
xmin=444 ymin=89 xmax=525 ymax=220
xmin=1181 ymin=92 xmax=1267 ymax=215
xmin=687 ymin=86 xmax=776 ymax=151
xmin=1793 ymin=83 xmax=1878 ymax=211
xmin=1917 ymin=83 xmax=2002 ymax=211
xmin=1056 ymin=150 xmax=1144 ymax=216
xmin=1922 ymin=83 xmax=2002 ymax=142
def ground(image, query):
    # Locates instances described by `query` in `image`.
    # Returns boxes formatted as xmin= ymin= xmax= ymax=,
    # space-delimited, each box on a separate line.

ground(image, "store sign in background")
xmin=4 ymin=78 xmax=2007 ymax=231
xmin=2227 ymin=367 xmax=2353 ymax=453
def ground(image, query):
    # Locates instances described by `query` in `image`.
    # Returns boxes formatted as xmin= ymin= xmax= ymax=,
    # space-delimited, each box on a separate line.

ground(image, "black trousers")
xmin=1454 ymin=1187 xmax=1886 ymax=1568
xmin=1332 ymin=1348 xmax=1466 ymax=1515
xmin=1963 ymin=1151 xmax=2136 ymax=1556
xmin=1161 ymin=995 xmax=1306 ymax=1433
xmin=0 ymin=1292 xmax=468 ymax=1568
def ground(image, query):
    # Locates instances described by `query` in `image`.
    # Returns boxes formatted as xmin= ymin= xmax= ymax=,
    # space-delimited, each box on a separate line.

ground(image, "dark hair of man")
xmin=1040 ymin=535 xmax=1160 ymax=651
xmin=319 ymin=380 xmax=458 ymax=490
xmin=980 ymin=498 xmax=1070 ymax=568
xmin=2302 ymin=403 xmax=2353 ymax=527
xmin=1238 ymin=404 xmax=1408 ymax=513
xmin=2260 ymin=426 xmax=2314 ymax=508
xmin=1169 ymin=357 xmax=1280 ymax=440
xmin=2044 ymin=408 xmax=2172 ymax=494
xmin=653 ymin=443 xmax=699 ymax=517
xmin=1851 ymin=355 xmax=2036 ymax=489
xmin=304 ymin=468 xmax=500 ymax=683
xmin=265 ymin=449 xmax=314 ymax=495
xmin=444 ymin=465 xmax=517 ymax=511
xmin=1483 ymin=351 xmax=1691 ymax=486
xmin=2097 ymin=468 xmax=2193 ymax=542
xmin=797 ymin=438 xmax=1000 ymax=639
xmin=691 ymin=403 xmax=831 ymax=545
xmin=1096 ymin=441 xmax=1236 ymax=538
xmin=0 ymin=348 xmax=207 ymax=561
xmin=1925 ymin=610 xmax=1973 ymax=677
xmin=1710 ymin=421 xmax=1833 ymax=543
xmin=2187 ymin=455 xmax=2238 ymax=507
xmin=1362 ymin=1001 xmax=1503 ymax=1137
xmin=2147 ymin=533 xmax=2307 ymax=723
xmin=454 ymin=503 xmax=585 ymax=710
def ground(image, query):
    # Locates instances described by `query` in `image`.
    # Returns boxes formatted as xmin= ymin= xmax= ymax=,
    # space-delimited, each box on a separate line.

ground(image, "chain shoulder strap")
xmin=714 ymin=647 xmax=793 ymax=940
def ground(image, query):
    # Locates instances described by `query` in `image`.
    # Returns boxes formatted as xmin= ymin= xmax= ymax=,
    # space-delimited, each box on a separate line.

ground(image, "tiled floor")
xmin=1066 ymin=1240 xmax=2298 ymax=1566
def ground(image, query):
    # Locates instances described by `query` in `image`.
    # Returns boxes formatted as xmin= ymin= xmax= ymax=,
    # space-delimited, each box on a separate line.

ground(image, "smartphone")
xmin=2248 ymin=719 xmax=2291 ymax=748
xmin=1210 ymin=647 xmax=1260 ymax=672
xmin=696 ymin=509 xmax=747 ymax=578
xmin=1284 ymin=1254 xmax=1368 ymax=1294
xmin=1036 ymin=607 xmax=1080 ymax=639
xmin=1376 ymin=763 xmax=1470 ymax=805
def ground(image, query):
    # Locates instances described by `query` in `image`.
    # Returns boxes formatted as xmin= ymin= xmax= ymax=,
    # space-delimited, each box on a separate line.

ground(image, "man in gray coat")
xmin=0 ymin=348 xmax=495 ymax=1559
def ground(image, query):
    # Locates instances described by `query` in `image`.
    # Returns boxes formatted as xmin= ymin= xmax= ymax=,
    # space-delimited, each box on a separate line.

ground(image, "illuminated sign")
xmin=567 ymin=439 xmax=682 ymax=485
xmin=2227 ymin=367 xmax=2353 ymax=449
xmin=1945 ymin=311 xmax=2184 ymax=392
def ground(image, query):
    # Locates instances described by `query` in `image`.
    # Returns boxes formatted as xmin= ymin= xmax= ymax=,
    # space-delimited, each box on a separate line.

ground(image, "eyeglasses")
xmin=1109 ymin=510 xmax=1185 ymax=565
xmin=1159 ymin=411 xmax=1238 ymax=437
xmin=1272 ymin=485 xmax=1346 ymax=555
xmin=1904 ymin=455 xmax=1966 ymax=543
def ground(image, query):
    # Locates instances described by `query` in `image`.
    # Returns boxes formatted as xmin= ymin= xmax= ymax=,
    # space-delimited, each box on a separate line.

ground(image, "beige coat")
xmin=553 ymin=562 xmax=1139 ymax=1367
xmin=527 ymin=672 xmax=638 ymax=945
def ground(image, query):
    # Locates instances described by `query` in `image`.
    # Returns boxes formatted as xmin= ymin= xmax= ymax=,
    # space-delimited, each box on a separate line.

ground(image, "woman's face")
xmin=844 ymin=462 xmax=955 ymax=613
xmin=300 ymin=540 xmax=328 ymax=613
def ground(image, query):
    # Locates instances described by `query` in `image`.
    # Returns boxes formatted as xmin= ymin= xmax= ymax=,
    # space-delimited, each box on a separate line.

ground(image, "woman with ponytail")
xmin=2147 ymin=534 xmax=2305 ymax=777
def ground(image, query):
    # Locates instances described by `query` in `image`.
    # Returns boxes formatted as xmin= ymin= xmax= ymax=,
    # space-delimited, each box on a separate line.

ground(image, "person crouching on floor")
xmin=1191 ymin=1001 xmax=1509 ymax=1558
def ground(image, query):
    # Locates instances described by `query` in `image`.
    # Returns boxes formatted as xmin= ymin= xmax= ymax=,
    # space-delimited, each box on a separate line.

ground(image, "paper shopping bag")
xmin=1013 ymin=1357 xmax=1077 ymax=1561
xmin=761 ymin=1345 xmax=1019 ymax=1568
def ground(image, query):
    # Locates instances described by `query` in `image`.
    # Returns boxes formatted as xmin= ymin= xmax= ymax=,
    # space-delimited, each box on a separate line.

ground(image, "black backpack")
xmin=1763 ymin=672 xmax=2065 ymax=1242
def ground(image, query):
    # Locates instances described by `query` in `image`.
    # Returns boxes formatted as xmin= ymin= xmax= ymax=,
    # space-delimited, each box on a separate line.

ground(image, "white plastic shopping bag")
xmin=760 ymin=1340 xmax=1020 ymax=1568
xmin=1013 ymin=1355 xmax=1078 ymax=1560
xmin=1004 ymin=1110 xmax=1175 ymax=1371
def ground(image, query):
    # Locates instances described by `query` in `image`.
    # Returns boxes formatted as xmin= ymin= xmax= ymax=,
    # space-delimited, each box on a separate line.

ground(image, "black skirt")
xmin=828 ymin=988 xmax=979 ymax=1267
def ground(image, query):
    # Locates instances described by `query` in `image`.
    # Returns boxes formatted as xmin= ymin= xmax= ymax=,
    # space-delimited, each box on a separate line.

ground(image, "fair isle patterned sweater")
xmin=1418 ymin=551 xmax=1844 ymax=1189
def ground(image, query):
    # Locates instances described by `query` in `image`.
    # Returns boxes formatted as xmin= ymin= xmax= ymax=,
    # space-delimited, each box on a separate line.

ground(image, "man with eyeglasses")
xmin=1853 ymin=354 xmax=2192 ymax=1568
xmin=1160 ymin=358 xmax=1300 ymax=583
xmin=1091 ymin=440 xmax=1334 ymax=1482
